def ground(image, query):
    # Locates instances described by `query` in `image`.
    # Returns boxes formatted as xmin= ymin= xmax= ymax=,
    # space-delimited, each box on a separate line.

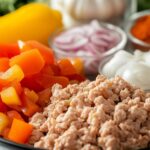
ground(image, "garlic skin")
xmin=51 ymin=0 xmax=80 ymax=28
xmin=102 ymin=50 xmax=133 ymax=78
xmin=64 ymin=0 xmax=126 ymax=21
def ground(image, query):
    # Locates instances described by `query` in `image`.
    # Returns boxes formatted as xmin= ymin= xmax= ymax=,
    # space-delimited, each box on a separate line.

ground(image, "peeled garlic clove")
xmin=116 ymin=61 xmax=150 ymax=90
xmin=102 ymin=50 xmax=133 ymax=78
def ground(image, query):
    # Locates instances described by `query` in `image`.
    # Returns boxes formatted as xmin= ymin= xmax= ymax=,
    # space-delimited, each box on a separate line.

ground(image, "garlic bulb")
xmin=63 ymin=0 xmax=126 ymax=21
xmin=51 ymin=0 xmax=81 ymax=28
xmin=51 ymin=0 xmax=127 ymax=28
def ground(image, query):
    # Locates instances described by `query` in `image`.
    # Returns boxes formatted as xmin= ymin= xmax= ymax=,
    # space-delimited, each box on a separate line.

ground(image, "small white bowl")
xmin=49 ymin=22 xmax=127 ymax=75
xmin=125 ymin=10 xmax=150 ymax=51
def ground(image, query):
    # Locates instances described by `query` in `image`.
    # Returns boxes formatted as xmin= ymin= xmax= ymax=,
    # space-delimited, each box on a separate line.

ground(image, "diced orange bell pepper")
xmin=8 ymin=118 xmax=33 ymax=144
xmin=0 ymin=58 xmax=10 ymax=72
xmin=24 ymin=88 xmax=39 ymax=103
xmin=38 ymin=88 xmax=51 ymax=107
xmin=24 ymin=40 xmax=54 ymax=65
xmin=0 ymin=112 xmax=9 ymax=134
xmin=0 ymin=99 xmax=8 ymax=113
xmin=9 ymin=49 xmax=45 ymax=76
xmin=70 ymin=58 xmax=84 ymax=75
xmin=7 ymin=110 xmax=24 ymax=124
xmin=1 ymin=87 xmax=21 ymax=106
xmin=0 ymin=43 xmax=20 ymax=58
xmin=58 ymin=59 xmax=77 ymax=76
xmin=1 ymin=65 xmax=24 ymax=82
xmin=21 ymin=94 xmax=41 ymax=117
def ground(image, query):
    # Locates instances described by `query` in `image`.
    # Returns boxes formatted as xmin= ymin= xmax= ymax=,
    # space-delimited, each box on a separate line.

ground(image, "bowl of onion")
xmin=50 ymin=20 xmax=127 ymax=75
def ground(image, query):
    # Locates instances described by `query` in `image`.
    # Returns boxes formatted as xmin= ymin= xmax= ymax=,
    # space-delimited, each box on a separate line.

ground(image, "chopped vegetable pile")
xmin=0 ymin=41 xmax=85 ymax=144
xmin=131 ymin=15 xmax=150 ymax=44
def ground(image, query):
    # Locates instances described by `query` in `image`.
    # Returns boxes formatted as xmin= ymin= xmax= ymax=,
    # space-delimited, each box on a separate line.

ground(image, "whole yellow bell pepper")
xmin=0 ymin=3 xmax=63 ymax=45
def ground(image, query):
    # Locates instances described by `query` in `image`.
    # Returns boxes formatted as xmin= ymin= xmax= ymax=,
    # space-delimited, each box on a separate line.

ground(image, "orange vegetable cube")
xmin=0 ymin=58 xmax=10 ymax=72
xmin=7 ymin=110 xmax=24 ymax=124
xmin=1 ymin=87 xmax=21 ymax=106
xmin=38 ymin=88 xmax=51 ymax=107
xmin=8 ymin=119 xmax=33 ymax=143
xmin=0 ymin=112 xmax=9 ymax=134
xmin=58 ymin=59 xmax=77 ymax=76
xmin=25 ymin=41 xmax=54 ymax=65
xmin=1 ymin=65 xmax=24 ymax=82
xmin=70 ymin=58 xmax=84 ymax=74
xmin=9 ymin=49 xmax=45 ymax=76
xmin=24 ymin=88 xmax=39 ymax=103
xmin=21 ymin=94 xmax=41 ymax=117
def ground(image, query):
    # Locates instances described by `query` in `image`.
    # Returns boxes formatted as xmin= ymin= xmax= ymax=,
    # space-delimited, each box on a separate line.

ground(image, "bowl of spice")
xmin=50 ymin=20 xmax=127 ymax=75
xmin=126 ymin=10 xmax=150 ymax=51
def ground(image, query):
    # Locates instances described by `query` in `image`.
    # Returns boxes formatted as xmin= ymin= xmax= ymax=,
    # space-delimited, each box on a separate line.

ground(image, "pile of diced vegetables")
xmin=0 ymin=41 xmax=85 ymax=144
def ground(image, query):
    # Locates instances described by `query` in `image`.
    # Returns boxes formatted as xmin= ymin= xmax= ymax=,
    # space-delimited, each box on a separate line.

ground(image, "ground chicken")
xmin=29 ymin=75 xmax=150 ymax=150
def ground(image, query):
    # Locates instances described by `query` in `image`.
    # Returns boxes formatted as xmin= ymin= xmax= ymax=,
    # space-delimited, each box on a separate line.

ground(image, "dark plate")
xmin=0 ymin=137 xmax=150 ymax=150
xmin=0 ymin=138 xmax=43 ymax=150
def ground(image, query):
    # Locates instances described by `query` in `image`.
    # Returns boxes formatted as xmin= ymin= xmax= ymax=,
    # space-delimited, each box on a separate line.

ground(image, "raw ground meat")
xmin=29 ymin=75 xmax=150 ymax=150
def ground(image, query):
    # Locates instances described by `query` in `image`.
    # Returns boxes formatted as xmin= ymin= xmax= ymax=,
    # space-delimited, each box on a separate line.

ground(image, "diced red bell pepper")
xmin=36 ymin=75 xmax=69 ymax=88
xmin=38 ymin=88 xmax=51 ymax=107
xmin=67 ymin=74 xmax=85 ymax=82
xmin=0 ymin=99 xmax=8 ymax=113
xmin=0 ymin=58 xmax=10 ymax=72
xmin=7 ymin=110 xmax=24 ymax=124
xmin=21 ymin=76 xmax=43 ymax=92
xmin=2 ymin=127 xmax=10 ymax=139
xmin=24 ymin=88 xmax=39 ymax=103
xmin=0 ymin=78 xmax=9 ymax=91
xmin=40 ymin=65 xmax=54 ymax=76
xmin=11 ymin=81 xmax=23 ymax=96
xmin=21 ymin=93 xmax=41 ymax=117
xmin=0 ymin=43 xmax=20 ymax=58
xmin=49 ymin=64 xmax=61 ymax=76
